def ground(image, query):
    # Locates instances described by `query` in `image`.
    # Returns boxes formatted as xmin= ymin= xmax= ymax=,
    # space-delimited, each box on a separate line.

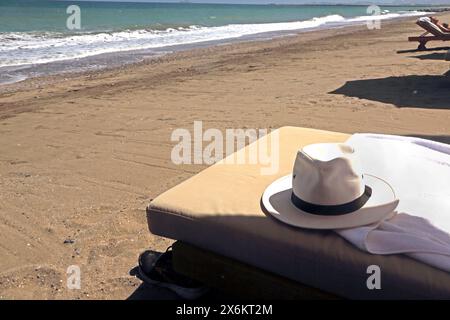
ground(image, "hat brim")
xmin=262 ymin=174 xmax=399 ymax=229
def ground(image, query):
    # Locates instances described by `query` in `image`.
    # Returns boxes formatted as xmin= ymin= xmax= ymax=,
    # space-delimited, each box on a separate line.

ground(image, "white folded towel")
xmin=418 ymin=16 xmax=431 ymax=23
xmin=337 ymin=134 xmax=450 ymax=272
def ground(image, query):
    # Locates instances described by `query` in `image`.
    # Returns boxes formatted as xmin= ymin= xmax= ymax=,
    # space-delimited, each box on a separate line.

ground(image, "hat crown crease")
xmin=293 ymin=143 xmax=365 ymax=206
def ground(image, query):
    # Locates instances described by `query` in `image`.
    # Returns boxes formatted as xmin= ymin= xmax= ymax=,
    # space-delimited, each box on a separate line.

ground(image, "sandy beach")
xmin=1 ymin=13 xmax=450 ymax=299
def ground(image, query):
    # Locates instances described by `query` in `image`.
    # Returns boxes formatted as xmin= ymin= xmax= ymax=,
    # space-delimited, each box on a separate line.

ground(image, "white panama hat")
xmin=262 ymin=143 xmax=399 ymax=229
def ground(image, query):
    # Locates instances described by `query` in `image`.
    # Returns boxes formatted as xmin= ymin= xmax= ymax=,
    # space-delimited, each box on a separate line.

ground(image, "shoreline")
xmin=0 ymin=22 xmax=365 ymax=96
xmin=0 ymin=9 xmax=431 ymax=89
xmin=1 ymin=12 xmax=450 ymax=299
xmin=0 ymin=13 xmax=429 ymax=97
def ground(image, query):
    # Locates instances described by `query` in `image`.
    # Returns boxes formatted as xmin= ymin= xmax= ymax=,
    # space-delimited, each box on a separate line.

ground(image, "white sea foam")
xmin=0 ymin=11 xmax=427 ymax=68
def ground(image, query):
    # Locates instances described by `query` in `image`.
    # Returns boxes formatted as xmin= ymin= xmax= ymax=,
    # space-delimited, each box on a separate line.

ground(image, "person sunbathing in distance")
xmin=430 ymin=16 xmax=450 ymax=33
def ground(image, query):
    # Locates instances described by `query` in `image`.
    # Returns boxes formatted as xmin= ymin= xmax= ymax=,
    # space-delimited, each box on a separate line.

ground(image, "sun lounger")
xmin=409 ymin=19 xmax=450 ymax=50
xmin=147 ymin=126 xmax=450 ymax=299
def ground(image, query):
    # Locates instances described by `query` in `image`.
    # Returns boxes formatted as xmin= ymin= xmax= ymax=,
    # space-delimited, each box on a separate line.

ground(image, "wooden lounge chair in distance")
xmin=409 ymin=19 xmax=450 ymax=50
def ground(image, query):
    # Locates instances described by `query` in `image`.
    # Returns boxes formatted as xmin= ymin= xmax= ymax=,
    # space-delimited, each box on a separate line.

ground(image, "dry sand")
xmin=0 ymin=14 xmax=450 ymax=299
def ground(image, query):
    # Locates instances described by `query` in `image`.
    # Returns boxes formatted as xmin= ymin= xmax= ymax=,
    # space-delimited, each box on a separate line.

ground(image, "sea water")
xmin=0 ymin=0 xmax=433 ymax=84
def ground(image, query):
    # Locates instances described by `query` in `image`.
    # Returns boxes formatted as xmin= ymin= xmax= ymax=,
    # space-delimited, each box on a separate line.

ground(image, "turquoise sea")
xmin=0 ymin=0 xmax=434 ymax=83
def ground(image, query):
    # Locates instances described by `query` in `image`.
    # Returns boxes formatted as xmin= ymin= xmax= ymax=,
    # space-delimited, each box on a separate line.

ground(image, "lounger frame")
xmin=408 ymin=35 xmax=450 ymax=50
xmin=408 ymin=20 xmax=450 ymax=50
xmin=172 ymin=241 xmax=339 ymax=300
